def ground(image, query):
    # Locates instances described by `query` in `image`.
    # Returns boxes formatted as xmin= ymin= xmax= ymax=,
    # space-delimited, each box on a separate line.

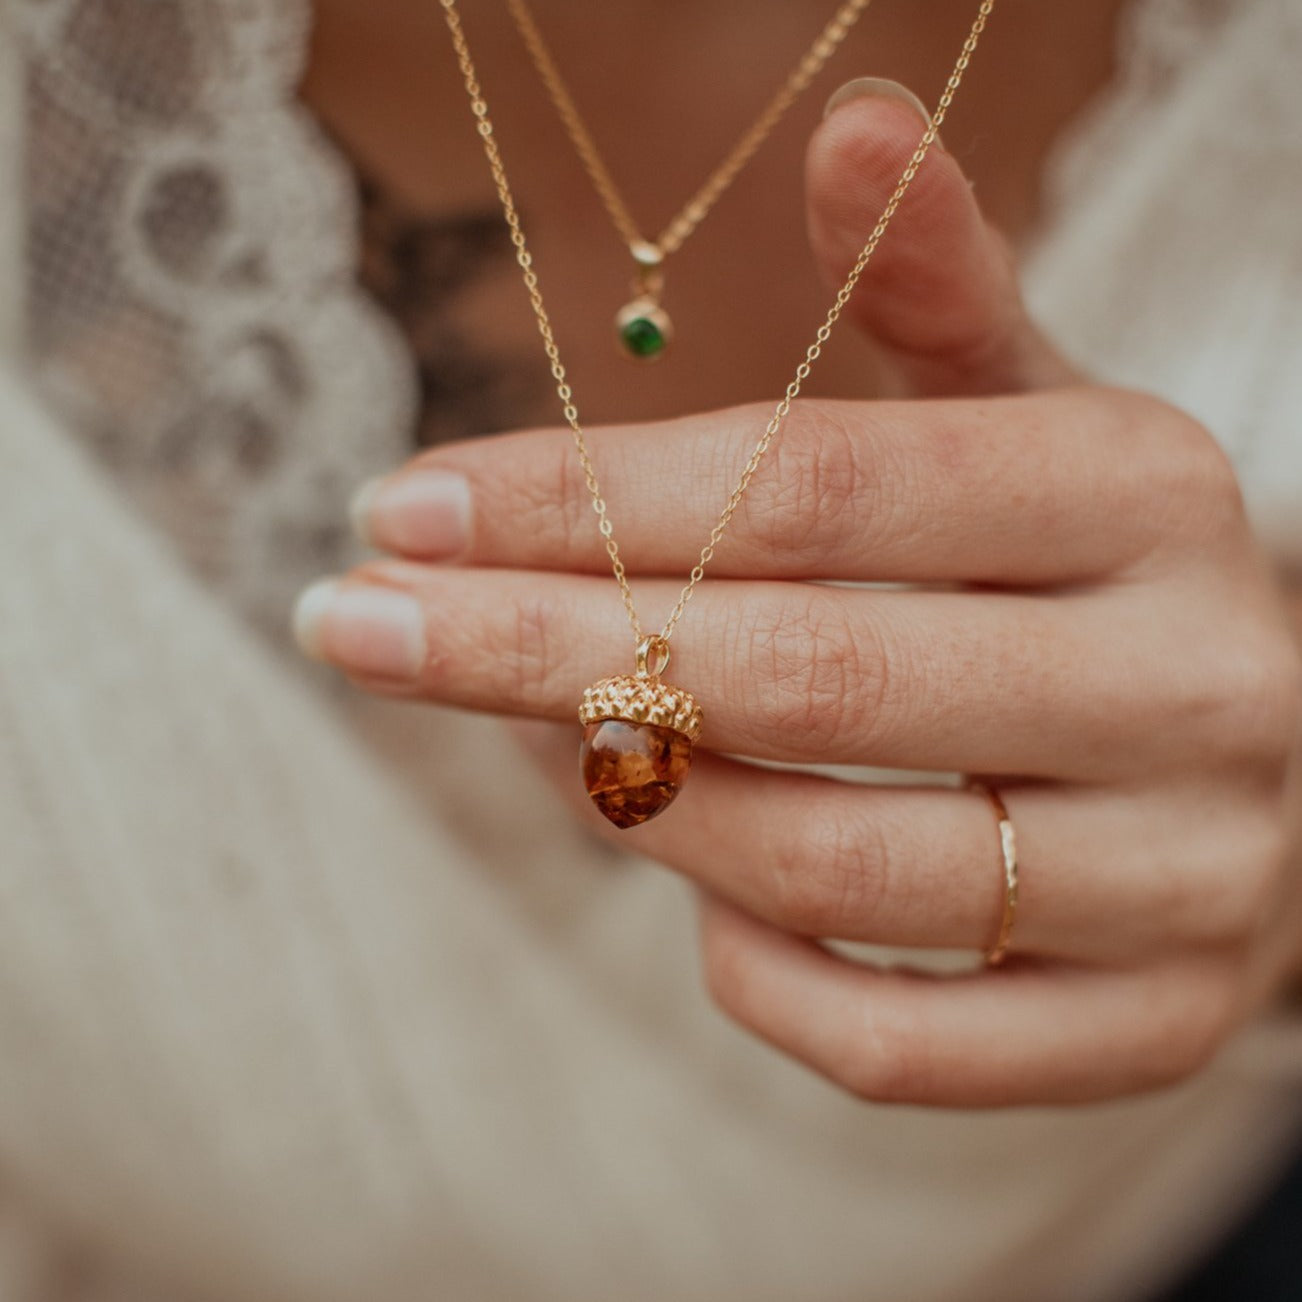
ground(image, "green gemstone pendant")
xmin=616 ymin=297 xmax=672 ymax=361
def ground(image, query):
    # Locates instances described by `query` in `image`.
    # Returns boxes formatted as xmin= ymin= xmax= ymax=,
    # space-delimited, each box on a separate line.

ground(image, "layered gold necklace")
xmin=506 ymin=0 xmax=874 ymax=360
xmin=439 ymin=0 xmax=996 ymax=827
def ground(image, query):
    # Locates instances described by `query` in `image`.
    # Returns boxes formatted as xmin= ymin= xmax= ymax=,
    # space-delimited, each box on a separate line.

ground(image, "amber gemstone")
xmin=580 ymin=720 xmax=693 ymax=828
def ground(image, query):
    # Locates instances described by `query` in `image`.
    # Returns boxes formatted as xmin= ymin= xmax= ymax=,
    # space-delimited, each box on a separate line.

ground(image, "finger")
xmin=294 ymin=562 xmax=1218 ymax=780
xmin=353 ymin=388 xmax=1198 ymax=585
xmin=808 ymin=84 xmax=1081 ymax=396
xmin=698 ymin=897 xmax=1235 ymax=1106
xmin=516 ymin=722 xmax=1268 ymax=963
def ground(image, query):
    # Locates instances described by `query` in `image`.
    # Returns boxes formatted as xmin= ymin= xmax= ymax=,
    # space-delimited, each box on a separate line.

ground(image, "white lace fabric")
xmin=11 ymin=0 xmax=415 ymax=634
xmin=1 ymin=3 xmax=1302 ymax=1302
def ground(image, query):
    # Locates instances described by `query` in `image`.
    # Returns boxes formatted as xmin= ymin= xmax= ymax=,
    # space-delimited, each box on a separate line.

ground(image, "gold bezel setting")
xmin=614 ymin=297 xmax=673 ymax=361
xmin=579 ymin=674 xmax=703 ymax=743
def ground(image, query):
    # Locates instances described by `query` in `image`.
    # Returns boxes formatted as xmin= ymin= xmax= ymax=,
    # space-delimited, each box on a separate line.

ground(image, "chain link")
xmin=439 ymin=0 xmax=996 ymax=650
xmin=506 ymin=0 xmax=873 ymax=259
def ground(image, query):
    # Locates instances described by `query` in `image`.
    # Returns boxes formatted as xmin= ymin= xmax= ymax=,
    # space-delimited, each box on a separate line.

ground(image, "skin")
xmin=302 ymin=0 xmax=1129 ymax=421
xmin=297 ymin=6 xmax=1302 ymax=1107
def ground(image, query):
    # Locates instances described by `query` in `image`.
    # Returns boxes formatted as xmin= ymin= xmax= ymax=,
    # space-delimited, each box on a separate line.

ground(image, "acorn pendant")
xmin=578 ymin=637 xmax=702 ymax=828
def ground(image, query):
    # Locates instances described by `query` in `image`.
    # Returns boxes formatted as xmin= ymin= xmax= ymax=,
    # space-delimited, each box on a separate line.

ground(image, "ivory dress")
xmin=0 ymin=1 xmax=1300 ymax=1299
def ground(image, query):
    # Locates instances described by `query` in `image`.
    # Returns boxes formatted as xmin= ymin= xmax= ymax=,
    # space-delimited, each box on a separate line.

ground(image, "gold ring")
xmin=968 ymin=781 xmax=1018 ymax=966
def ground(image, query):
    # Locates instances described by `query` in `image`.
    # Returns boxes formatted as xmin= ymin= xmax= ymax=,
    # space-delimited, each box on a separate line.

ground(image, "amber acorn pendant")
xmin=579 ymin=636 xmax=703 ymax=829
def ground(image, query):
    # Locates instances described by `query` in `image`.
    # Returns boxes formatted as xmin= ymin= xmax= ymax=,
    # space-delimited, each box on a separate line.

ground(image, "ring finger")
xmin=516 ymin=722 xmax=1255 ymax=964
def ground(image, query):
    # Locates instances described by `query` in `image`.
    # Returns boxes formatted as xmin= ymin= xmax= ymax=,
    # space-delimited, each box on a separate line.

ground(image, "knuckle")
xmin=500 ymin=590 xmax=562 ymax=708
xmin=1142 ymin=971 xmax=1239 ymax=1089
xmin=700 ymin=921 xmax=748 ymax=1017
xmin=747 ymin=402 xmax=865 ymax=566
xmin=1174 ymin=859 xmax=1272 ymax=953
xmin=551 ymin=439 xmax=600 ymax=562
xmin=1247 ymin=635 xmax=1302 ymax=763
xmin=1186 ymin=628 xmax=1302 ymax=771
xmin=746 ymin=595 xmax=888 ymax=756
xmin=405 ymin=575 xmax=560 ymax=704
xmin=1172 ymin=990 xmax=1236 ymax=1081
xmin=838 ymin=1017 xmax=937 ymax=1105
xmin=1138 ymin=399 xmax=1247 ymax=546
xmin=1216 ymin=814 xmax=1290 ymax=943
xmin=1150 ymin=795 xmax=1289 ymax=950
xmin=1191 ymin=445 xmax=1249 ymax=538
xmin=767 ymin=806 xmax=890 ymax=937
xmin=499 ymin=436 xmax=593 ymax=564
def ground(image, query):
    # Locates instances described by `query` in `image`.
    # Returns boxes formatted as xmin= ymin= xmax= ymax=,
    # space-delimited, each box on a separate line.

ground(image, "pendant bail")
xmin=633 ymin=266 xmax=665 ymax=302
xmin=629 ymin=240 xmax=665 ymax=301
xmin=629 ymin=240 xmax=664 ymax=270
xmin=636 ymin=635 xmax=670 ymax=679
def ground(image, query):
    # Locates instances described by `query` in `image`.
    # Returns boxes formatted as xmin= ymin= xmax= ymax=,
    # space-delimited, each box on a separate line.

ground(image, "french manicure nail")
xmin=348 ymin=479 xmax=383 ymax=547
xmin=823 ymin=77 xmax=934 ymax=129
xmin=350 ymin=469 xmax=471 ymax=558
xmin=292 ymin=578 xmax=427 ymax=680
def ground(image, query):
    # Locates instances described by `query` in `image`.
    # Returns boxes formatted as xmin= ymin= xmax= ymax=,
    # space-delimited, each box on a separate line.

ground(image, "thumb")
xmin=807 ymin=79 xmax=1081 ymax=396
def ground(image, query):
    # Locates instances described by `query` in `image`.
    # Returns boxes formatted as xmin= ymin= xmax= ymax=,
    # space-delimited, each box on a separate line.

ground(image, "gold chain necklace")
xmin=439 ymin=0 xmax=996 ymax=827
xmin=506 ymin=0 xmax=873 ymax=361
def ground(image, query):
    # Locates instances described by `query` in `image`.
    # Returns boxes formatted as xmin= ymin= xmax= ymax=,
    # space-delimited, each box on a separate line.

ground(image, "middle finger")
xmin=298 ymin=561 xmax=1196 ymax=780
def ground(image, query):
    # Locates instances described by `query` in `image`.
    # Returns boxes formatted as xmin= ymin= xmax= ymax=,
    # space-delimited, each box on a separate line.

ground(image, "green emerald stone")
xmin=620 ymin=314 xmax=667 ymax=359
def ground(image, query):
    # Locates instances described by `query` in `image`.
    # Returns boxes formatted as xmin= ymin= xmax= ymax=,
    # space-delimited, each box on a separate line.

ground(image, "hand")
xmin=295 ymin=89 xmax=1302 ymax=1106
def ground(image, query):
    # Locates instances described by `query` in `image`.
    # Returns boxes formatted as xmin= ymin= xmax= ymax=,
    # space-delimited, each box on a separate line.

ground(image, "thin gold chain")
xmin=439 ymin=0 xmax=996 ymax=649
xmin=506 ymin=0 xmax=873 ymax=259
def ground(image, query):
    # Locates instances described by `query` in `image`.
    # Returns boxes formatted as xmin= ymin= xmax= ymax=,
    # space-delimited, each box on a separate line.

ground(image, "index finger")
xmin=353 ymin=388 xmax=1210 ymax=586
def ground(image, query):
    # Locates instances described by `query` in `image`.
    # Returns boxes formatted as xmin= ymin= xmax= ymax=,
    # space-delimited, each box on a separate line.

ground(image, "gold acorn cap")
xmin=579 ymin=675 xmax=703 ymax=743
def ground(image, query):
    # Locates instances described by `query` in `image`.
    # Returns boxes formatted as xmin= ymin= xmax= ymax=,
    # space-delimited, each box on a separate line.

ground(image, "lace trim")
xmin=13 ymin=0 xmax=417 ymax=633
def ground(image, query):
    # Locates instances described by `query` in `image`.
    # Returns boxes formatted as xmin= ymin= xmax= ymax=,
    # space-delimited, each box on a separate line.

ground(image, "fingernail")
xmin=823 ymin=77 xmax=933 ymax=128
xmin=292 ymin=578 xmax=427 ymax=679
xmin=350 ymin=470 xmax=471 ymax=557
